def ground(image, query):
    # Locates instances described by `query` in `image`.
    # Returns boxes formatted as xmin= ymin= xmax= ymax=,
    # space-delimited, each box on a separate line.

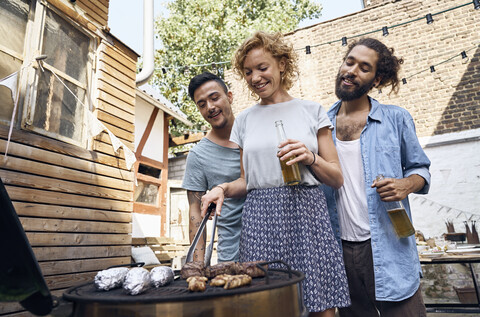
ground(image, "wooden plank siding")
xmin=0 ymin=1 xmax=142 ymax=315
xmin=76 ymin=0 xmax=108 ymax=26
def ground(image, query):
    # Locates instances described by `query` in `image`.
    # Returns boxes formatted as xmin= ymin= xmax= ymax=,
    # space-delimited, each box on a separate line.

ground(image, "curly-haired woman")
xmin=201 ymin=31 xmax=351 ymax=316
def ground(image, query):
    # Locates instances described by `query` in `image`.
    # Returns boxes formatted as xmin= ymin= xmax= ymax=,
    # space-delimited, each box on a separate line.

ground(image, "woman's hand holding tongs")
xmin=201 ymin=185 xmax=225 ymax=218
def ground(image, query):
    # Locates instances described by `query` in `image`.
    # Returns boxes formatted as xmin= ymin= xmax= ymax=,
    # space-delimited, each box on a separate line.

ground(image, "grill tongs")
xmin=185 ymin=203 xmax=217 ymax=267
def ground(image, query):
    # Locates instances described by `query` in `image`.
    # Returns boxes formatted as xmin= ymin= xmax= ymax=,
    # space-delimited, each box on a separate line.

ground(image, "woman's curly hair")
xmin=344 ymin=38 xmax=404 ymax=95
xmin=232 ymin=31 xmax=299 ymax=96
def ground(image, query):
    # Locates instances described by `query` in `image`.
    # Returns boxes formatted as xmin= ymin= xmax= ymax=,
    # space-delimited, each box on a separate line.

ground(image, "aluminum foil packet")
xmin=94 ymin=267 xmax=129 ymax=291
xmin=150 ymin=266 xmax=174 ymax=287
xmin=123 ymin=267 xmax=151 ymax=295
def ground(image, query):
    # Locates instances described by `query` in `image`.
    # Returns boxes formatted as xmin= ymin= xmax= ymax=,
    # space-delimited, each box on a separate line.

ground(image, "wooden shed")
xmin=0 ymin=0 xmax=189 ymax=315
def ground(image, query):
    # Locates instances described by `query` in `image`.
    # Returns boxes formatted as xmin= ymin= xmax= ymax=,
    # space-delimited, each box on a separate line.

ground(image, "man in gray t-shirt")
xmin=182 ymin=72 xmax=245 ymax=262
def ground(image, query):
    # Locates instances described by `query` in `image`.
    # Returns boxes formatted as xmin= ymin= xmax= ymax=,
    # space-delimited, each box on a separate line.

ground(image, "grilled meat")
xmin=234 ymin=261 xmax=267 ymax=278
xmin=224 ymin=274 xmax=252 ymax=289
xmin=180 ymin=261 xmax=205 ymax=279
xmin=204 ymin=261 xmax=267 ymax=279
xmin=210 ymin=274 xmax=252 ymax=289
xmin=186 ymin=276 xmax=208 ymax=292
xmin=204 ymin=261 xmax=237 ymax=278
xmin=209 ymin=274 xmax=229 ymax=287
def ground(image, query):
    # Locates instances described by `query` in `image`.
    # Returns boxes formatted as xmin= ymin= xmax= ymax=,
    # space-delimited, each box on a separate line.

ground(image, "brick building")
xmin=225 ymin=0 xmax=480 ymax=239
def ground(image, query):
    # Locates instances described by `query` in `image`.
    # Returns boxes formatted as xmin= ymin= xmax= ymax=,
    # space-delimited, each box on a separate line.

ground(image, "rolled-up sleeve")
xmin=401 ymin=114 xmax=431 ymax=194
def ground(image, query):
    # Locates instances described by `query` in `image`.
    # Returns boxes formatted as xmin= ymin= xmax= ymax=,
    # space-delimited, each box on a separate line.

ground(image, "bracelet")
xmin=307 ymin=151 xmax=316 ymax=167
xmin=214 ymin=185 xmax=226 ymax=195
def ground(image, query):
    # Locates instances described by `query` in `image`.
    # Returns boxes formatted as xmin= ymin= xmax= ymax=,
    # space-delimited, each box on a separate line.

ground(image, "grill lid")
xmin=0 ymin=179 xmax=53 ymax=315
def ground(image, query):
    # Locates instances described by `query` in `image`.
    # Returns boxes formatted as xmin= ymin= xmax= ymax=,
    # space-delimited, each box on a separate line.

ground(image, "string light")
xmin=426 ymin=13 xmax=434 ymax=24
xmin=155 ymin=2 xmax=475 ymax=77
xmin=382 ymin=26 xmax=389 ymax=36
xmin=400 ymin=43 xmax=479 ymax=84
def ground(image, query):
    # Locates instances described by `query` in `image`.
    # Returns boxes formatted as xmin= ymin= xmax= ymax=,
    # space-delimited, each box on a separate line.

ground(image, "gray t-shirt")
xmin=182 ymin=137 xmax=245 ymax=262
xmin=230 ymin=98 xmax=333 ymax=190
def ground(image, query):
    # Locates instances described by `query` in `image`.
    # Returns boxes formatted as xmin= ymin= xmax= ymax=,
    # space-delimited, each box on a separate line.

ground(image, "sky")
xmin=108 ymin=0 xmax=364 ymax=55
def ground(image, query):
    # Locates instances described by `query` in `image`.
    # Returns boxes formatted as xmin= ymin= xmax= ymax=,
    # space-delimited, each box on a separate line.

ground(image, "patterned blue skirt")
xmin=239 ymin=185 xmax=351 ymax=312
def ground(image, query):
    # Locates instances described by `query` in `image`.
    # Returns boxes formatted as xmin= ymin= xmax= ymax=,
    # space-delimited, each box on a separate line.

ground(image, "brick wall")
xmin=168 ymin=155 xmax=188 ymax=181
xmin=364 ymin=0 xmax=391 ymax=8
xmin=225 ymin=0 xmax=480 ymax=138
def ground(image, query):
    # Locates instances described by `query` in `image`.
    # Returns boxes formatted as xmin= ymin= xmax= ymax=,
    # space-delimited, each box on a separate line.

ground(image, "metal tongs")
xmin=185 ymin=203 xmax=218 ymax=267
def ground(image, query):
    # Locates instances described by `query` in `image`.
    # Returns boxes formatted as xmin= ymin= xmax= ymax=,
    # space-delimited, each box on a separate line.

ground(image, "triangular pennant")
xmin=0 ymin=71 xmax=19 ymax=102
xmin=122 ymin=145 xmax=137 ymax=170
xmin=107 ymin=130 xmax=123 ymax=152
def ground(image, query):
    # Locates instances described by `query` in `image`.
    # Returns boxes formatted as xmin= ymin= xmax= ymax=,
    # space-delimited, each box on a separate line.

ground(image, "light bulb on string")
xmin=382 ymin=26 xmax=389 ymax=37
xmin=474 ymin=0 xmax=480 ymax=10
xmin=461 ymin=51 xmax=469 ymax=64
xmin=426 ymin=13 xmax=434 ymax=24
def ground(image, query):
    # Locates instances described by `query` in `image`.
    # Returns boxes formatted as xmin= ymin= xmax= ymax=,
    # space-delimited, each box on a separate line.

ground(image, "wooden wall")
xmin=0 ymin=0 xmax=140 ymax=315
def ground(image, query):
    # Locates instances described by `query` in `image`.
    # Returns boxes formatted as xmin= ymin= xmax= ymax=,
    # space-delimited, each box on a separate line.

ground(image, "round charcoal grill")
xmin=63 ymin=265 xmax=307 ymax=317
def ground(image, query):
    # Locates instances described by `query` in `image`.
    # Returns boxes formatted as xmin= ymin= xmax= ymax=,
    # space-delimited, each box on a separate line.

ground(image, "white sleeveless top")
xmin=335 ymin=138 xmax=371 ymax=241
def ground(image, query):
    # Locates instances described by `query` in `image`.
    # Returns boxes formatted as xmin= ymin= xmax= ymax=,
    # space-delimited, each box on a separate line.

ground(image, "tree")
xmin=153 ymin=0 xmax=322 ymax=150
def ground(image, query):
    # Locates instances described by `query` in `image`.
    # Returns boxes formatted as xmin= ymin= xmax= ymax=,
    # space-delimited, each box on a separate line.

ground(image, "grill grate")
xmin=63 ymin=268 xmax=304 ymax=304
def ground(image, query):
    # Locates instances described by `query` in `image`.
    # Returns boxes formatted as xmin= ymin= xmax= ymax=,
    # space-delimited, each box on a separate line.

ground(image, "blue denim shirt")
xmin=323 ymin=97 xmax=431 ymax=301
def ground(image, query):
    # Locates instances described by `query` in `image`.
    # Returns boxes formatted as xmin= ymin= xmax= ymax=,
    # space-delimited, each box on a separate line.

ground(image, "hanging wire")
xmin=155 ymin=61 xmax=229 ymax=72
xmin=294 ymin=1 xmax=472 ymax=52
xmin=153 ymin=1 xmax=476 ymax=81
xmin=403 ymin=43 xmax=479 ymax=82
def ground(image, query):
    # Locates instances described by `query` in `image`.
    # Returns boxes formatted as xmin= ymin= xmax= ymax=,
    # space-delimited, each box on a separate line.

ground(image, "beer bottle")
xmin=376 ymin=174 xmax=415 ymax=238
xmin=275 ymin=120 xmax=301 ymax=185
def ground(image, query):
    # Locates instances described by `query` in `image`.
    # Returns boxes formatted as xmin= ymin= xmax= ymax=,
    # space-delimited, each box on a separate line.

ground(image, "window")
xmin=0 ymin=0 xmax=94 ymax=147
xmin=134 ymin=164 xmax=162 ymax=206
xmin=134 ymin=181 xmax=159 ymax=205
xmin=0 ymin=0 xmax=29 ymax=124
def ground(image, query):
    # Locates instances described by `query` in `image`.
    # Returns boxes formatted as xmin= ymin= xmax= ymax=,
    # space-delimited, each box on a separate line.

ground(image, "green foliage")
xmin=152 ymin=0 xmax=322 ymax=149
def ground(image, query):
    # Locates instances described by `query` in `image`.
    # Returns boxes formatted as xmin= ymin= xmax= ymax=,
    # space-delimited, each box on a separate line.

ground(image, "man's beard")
xmin=335 ymin=72 xmax=375 ymax=101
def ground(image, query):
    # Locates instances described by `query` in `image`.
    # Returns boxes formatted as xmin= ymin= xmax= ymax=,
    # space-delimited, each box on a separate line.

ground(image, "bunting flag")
xmin=86 ymin=110 xmax=105 ymax=137
xmin=0 ymin=71 xmax=20 ymax=159
xmin=85 ymin=108 xmax=136 ymax=170
xmin=412 ymin=195 xmax=480 ymax=221
xmin=0 ymin=71 xmax=18 ymax=102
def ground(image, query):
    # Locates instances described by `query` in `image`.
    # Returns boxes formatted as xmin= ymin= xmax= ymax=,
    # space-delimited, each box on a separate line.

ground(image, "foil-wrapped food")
xmin=94 ymin=267 xmax=129 ymax=291
xmin=123 ymin=267 xmax=151 ymax=295
xmin=150 ymin=266 xmax=174 ymax=288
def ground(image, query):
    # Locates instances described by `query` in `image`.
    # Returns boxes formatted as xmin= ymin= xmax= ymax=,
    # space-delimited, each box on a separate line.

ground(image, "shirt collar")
xmin=329 ymin=96 xmax=383 ymax=123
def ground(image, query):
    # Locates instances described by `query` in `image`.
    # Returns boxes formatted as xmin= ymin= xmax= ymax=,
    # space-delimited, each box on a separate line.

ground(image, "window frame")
xmin=14 ymin=0 xmax=97 ymax=148
xmin=0 ymin=0 xmax=30 ymax=126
